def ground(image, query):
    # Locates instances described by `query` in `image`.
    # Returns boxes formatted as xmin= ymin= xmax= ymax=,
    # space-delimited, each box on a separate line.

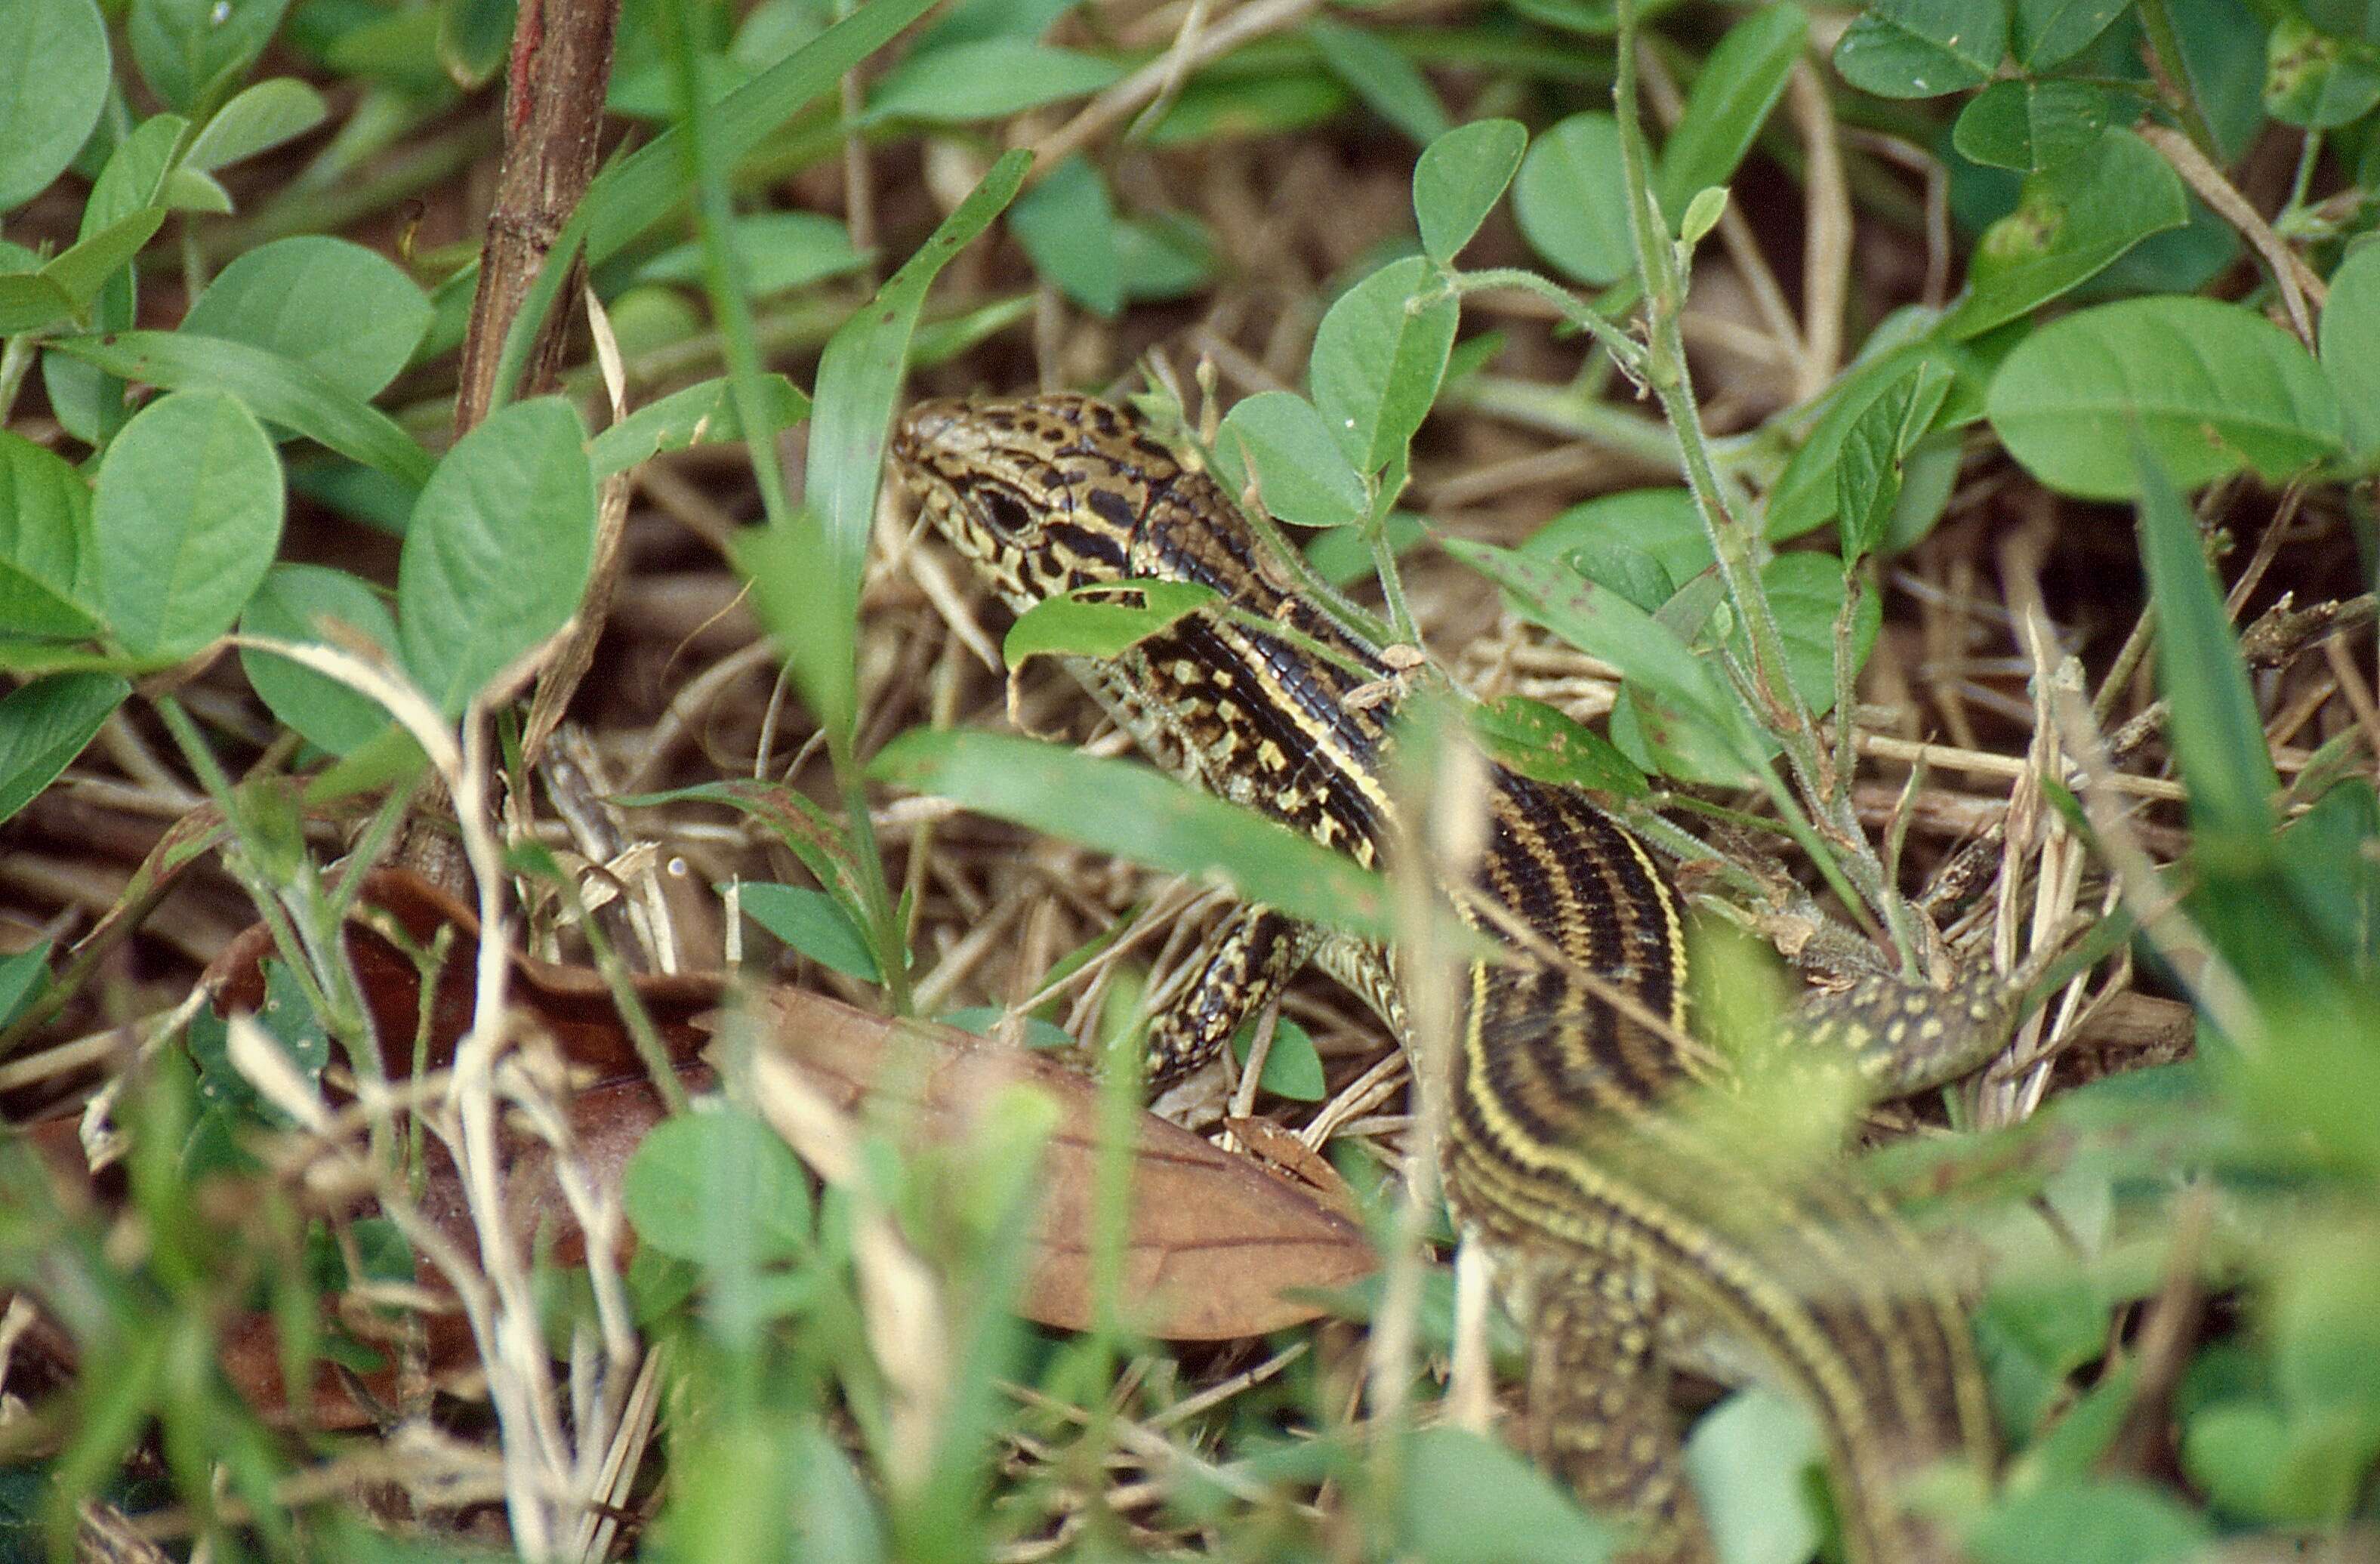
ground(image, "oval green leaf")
xmin=1009 ymin=155 xmax=1123 ymax=318
xmin=1987 ymin=296 xmax=2344 ymax=500
xmin=182 ymin=77 xmax=329 ymax=174
xmin=181 ymin=235 xmax=433 ymax=402
xmin=1001 ymin=580 xmax=1220 ymax=666
xmin=1950 ymin=79 xmax=2111 ymax=172
xmin=1832 ymin=0 xmax=2006 ymax=98
xmin=94 ymin=389 xmax=284 ymax=661
xmin=1512 ymin=113 xmax=1630 ymax=286
xmin=0 ymin=671 xmax=128 ymax=827
xmin=1945 ymin=129 xmax=2187 ymax=338
xmin=1657 ymin=3 xmax=1806 ymax=214
xmin=239 ymin=563 xmax=399 ymax=756
xmin=1414 ymin=119 xmax=1528 ymax=264
xmin=623 ymin=1109 xmax=813 ymax=1267
xmin=1213 ymin=390 xmax=1369 ymax=530
xmin=2012 ymin=0 xmax=2128 ymax=69
xmin=1309 ymin=254 xmax=1458 ymax=476
xmin=0 ymin=0 xmax=111 ymax=210
xmin=0 ymin=431 xmax=100 ymax=639
xmin=2320 ymin=243 xmax=2380 ymax=462
xmin=738 ymin=881 xmax=884 ymax=983
xmin=2265 ymin=15 xmax=2380 ymax=129
xmin=867 ymin=39 xmax=1122 ymax=122
xmin=397 ymin=396 xmax=597 ymax=716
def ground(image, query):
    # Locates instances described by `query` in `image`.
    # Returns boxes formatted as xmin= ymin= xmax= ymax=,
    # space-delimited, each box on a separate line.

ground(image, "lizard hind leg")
xmin=1140 ymin=904 xmax=1318 ymax=1085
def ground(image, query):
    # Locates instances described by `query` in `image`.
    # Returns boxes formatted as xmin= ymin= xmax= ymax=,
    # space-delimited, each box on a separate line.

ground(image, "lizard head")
xmin=892 ymin=393 xmax=1185 ymax=610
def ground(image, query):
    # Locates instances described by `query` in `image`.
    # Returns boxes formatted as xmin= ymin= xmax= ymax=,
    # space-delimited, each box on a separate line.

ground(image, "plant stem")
xmin=1611 ymin=0 xmax=1919 ymax=968
xmin=2136 ymin=0 xmax=2222 ymax=162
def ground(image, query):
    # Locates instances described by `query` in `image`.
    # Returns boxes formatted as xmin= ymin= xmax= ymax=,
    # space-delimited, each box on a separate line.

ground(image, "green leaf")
xmin=1414 ymin=119 xmax=1528 ymax=264
xmin=0 ymin=671 xmax=128 ymax=826
xmin=52 ymin=332 xmax=433 ymax=489
xmin=1678 ymin=187 xmax=1728 ymax=251
xmin=1231 ymin=1013 xmax=1327 ymax=1101
xmin=1987 ymin=297 xmax=2342 ymax=500
xmin=1967 ymin=1479 xmax=2208 ymax=1564
xmin=590 ymin=375 xmax=812 ymax=477
xmin=1687 ymin=1389 xmax=1824 ymax=1564
xmin=623 ymin=1109 xmax=812 ymax=1267
xmin=779 ymin=149 xmax=1028 ymax=744
xmin=1946 ymin=129 xmax=2187 ymax=338
xmin=636 ymin=212 xmax=868 ymax=296
xmin=1143 ymin=69 xmax=1349 ymax=146
xmin=128 ymin=0 xmax=292 ymax=113
xmin=2265 ymin=15 xmax=2380 ymax=129
xmin=2306 ymin=0 xmax=2380 ymax=44
xmin=1113 ymin=209 xmax=1221 ymax=301
xmin=84 ymin=113 xmax=186 ymax=232
xmin=0 ymin=430 xmax=101 ymax=639
xmin=1832 ymin=0 xmax=2006 ymax=98
xmin=2011 ymin=0 xmax=2128 ymax=69
xmin=1764 ymin=321 xmax=2005 ymax=540
xmin=438 ymin=0 xmax=516 ymax=88
xmin=1656 ymin=3 xmax=1806 ymax=216
xmin=0 ymin=940 xmax=51 ymax=1030
xmin=0 ymin=0 xmax=111 ymax=211
xmin=1951 ymin=79 xmax=2110 ymax=172
xmin=1009 ymin=155 xmax=1122 ymax=317
xmin=94 ymin=390 xmax=284 ymax=661
xmin=738 ymin=881 xmax=883 ymax=982
xmin=2181 ymin=1400 xmax=2300 ymax=1522
xmin=867 ymin=39 xmax=1121 ymax=122
xmin=870 ymin=729 xmax=1396 ymax=942
xmin=1512 ymin=113 xmax=1630 ymax=286
xmin=2275 ymin=1232 xmax=2380 ymax=1421
xmin=1309 ymin=254 xmax=1459 ymax=476
xmin=2320 ymin=242 xmax=2380 ymax=462
xmin=1213 ymin=390 xmax=1370 ymax=530
xmin=1836 ymin=359 xmax=1953 ymax=558
xmin=1562 ymin=535 xmax=1676 ymax=613
xmin=238 ymin=564 xmax=399 ymax=756
xmin=2132 ymin=440 xmax=2279 ymax=843
xmin=1306 ymin=18 xmax=1448 ymax=147
xmin=39 ymin=207 xmax=168 ymax=309
xmin=181 ymin=77 xmax=329 ymax=174
xmin=944 ymin=1005 xmax=1077 ymax=1052
xmin=0 ymin=272 xmax=77 ymax=336
xmin=1522 ymin=487 xmax=1709 ymax=595
xmin=180 ymin=235 xmax=433 ymax=402
xmin=160 ymin=164 xmax=234 ymax=214
xmin=1444 ymin=538 xmax=1765 ymax=785
xmin=1399 ymin=1425 xmax=1619 ymax=1563
xmin=1003 ymin=580 xmax=1221 ymax=665
xmin=396 ymin=397 xmax=596 ymax=716
xmin=1758 ymin=551 xmax=1878 ymax=719
xmin=1467 ymin=694 xmax=1648 ymax=799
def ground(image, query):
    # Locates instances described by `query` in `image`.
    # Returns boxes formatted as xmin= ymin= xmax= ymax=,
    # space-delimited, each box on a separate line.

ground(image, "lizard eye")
xmin=980 ymin=488 xmax=1034 ymax=538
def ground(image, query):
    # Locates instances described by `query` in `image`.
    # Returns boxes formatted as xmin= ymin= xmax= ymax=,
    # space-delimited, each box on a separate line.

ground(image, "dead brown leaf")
xmin=14 ymin=868 xmax=1376 ymax=1427
xmin=741 ymin=986 xmax=1376 ymax=1340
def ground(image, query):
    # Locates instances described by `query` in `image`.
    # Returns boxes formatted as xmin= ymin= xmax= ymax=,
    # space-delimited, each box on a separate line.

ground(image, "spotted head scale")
xmin=891 ymin=393 xmax=1194 ymax=612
